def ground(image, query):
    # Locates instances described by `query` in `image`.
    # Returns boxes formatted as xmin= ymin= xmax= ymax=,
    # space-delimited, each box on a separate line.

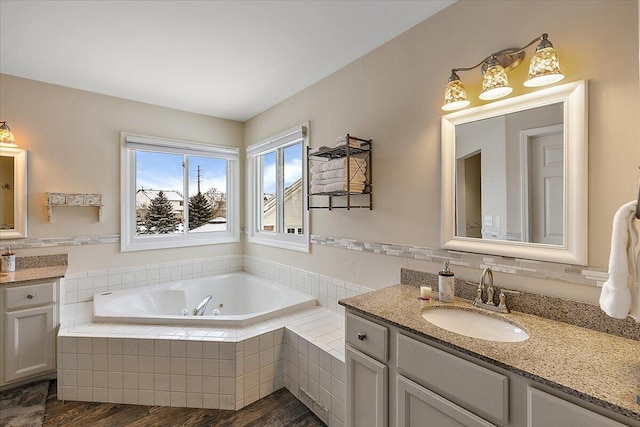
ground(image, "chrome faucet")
xmin=473 ymin=267 xmax=510 ymax=313
xmin=193 ymin=295 xmax=213 ymax=316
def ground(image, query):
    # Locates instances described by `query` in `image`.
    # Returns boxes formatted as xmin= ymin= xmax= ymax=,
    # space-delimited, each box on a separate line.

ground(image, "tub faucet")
xmin=193 ymin=295 xmax=212 ymax=316
xmin=473 ymin=267 xmax=510 ymax=313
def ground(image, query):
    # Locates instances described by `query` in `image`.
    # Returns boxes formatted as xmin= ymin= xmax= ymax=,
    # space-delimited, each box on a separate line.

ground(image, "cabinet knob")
xmin=357 ymin=332 xmax=366 ymax=341
xmin=27 ymin=294 xmax=35 ymax=299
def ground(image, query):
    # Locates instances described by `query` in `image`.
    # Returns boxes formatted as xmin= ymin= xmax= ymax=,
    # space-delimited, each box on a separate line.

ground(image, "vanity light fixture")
xmin=0 ymin=122 xmax=16 ymax=146
xmin=441 ymin=33 xmax=564 ymax=111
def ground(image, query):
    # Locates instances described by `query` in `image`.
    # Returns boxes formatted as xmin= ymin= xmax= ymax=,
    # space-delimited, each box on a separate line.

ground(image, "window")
xmin=121 ymin=132 xmax=239 ymax=251
xmin=247 ymin=123 xmax=309 ymax=252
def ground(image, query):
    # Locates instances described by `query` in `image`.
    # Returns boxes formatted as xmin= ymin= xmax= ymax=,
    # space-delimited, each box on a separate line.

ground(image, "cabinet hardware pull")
xmin=27 ymin=294 xmax=35 ymax=299
xmin=357 ymin=332 xmax=366 ymax=341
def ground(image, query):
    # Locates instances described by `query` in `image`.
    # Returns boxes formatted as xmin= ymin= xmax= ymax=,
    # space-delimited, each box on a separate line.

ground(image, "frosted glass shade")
xmin=0 ymin=124 xmax=15 ymax=145
xmin=524 ymin=46 xmax=564 ymax=87
xmin=442 ymin=79 xmax=470 ymax=111
xmin=479 ymin=63 xmax=512 ymax=100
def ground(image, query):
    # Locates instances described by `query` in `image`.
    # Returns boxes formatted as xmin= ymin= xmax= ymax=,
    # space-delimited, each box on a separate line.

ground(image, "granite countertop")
xmin=0 ymin=265 xmax=67 ymax=285
xmin=340 ymin=284 xmax=640 ymax=422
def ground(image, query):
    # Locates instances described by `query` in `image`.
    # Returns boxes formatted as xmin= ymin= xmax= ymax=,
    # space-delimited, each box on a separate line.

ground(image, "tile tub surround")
xmin=60 ymin=254 xmax=373 ymax=317
xmin=339 ymin=285 xmax=640 ymax=423
xmin=401 ymin=268 xmax=640 ymax=341
xmin=58 ymin=303 xmax=346 ymax=425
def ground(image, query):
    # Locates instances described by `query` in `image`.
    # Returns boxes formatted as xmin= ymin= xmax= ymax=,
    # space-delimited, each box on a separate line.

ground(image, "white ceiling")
xmin=0 ymin=0 xmax=454 ymax=122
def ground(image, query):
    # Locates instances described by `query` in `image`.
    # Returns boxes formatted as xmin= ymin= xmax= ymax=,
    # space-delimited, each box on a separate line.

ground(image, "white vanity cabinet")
xmin=346 ymin=312 xmax=389 ymax=427
xmin=1 ymin=280 xmax=58 ymax=386
xmin=345 ymin=309 xmax=640 ymax=427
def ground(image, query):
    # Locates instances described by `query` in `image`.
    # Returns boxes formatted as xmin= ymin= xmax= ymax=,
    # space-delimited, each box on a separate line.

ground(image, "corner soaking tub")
xmin=93 ymin=272 xmax=316 ymax=326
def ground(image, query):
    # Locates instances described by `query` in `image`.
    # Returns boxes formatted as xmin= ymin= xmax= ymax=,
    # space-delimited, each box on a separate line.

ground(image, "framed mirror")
xmin=441 ymin=80 xmax=587 ymax=265
xmin=0 ymin=147 xmax=28 ymax=239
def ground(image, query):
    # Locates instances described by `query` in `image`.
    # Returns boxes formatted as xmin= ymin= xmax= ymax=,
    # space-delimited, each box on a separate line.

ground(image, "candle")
xmin=420 ymin=286 xmax=432 ymax=300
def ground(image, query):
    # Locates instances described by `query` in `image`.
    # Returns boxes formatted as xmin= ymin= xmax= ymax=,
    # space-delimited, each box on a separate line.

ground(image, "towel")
xmin=310 ymin=157 xmax=367 ymax=174
xmin=310 ymin=182 xmax=366 ymax=194
xmin=311 ymin=173 xmax=366 ymax=186
xmin=599 ymin=201 xmax=640 ymax=321
xmin=334 ymin=135 xmax=362 ymax=148
xmin=311 ymin=168 xmax=366 ymax=180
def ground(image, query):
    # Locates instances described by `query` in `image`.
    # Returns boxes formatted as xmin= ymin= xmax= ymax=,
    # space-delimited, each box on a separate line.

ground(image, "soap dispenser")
xmin=438 ymin=261 xmax=455 ymax=302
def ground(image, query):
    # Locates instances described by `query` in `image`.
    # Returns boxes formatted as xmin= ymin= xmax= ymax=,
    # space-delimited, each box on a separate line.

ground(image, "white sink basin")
xmin=422 ymin=307 xmax=529 ymax=342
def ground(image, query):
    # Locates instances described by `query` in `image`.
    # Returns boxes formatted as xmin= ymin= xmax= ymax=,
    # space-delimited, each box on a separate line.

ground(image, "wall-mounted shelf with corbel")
xmin=46 ymin=193 xmax=103 ymax=223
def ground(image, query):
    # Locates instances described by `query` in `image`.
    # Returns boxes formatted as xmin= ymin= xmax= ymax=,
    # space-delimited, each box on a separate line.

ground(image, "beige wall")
xmin=0 ymin=74 xmax=244 ymax=272
xmin=244 ymin=0 xmax=640 ymax=303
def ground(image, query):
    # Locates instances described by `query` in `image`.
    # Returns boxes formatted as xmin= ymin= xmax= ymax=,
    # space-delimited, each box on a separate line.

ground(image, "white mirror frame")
xmin=441 ymin=80 xmax=588 ymax=265
xmin=0 ymin=146 xmax=28 ymax=239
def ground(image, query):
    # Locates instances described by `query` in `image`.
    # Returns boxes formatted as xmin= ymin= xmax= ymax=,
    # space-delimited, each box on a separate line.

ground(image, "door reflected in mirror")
xmin=455 ymin=103 xmax=563 ymax=245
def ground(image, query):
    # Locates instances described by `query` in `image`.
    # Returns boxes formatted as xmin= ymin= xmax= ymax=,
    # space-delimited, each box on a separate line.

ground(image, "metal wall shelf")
xmin=307 ymin=134 xmax=372 ymax=210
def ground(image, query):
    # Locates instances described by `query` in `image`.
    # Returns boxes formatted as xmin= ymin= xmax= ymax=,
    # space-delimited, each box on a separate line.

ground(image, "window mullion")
xmin=276 ymin=148 xmax=285 ymax=234
xmin=183 ymin=155 xmax=188 ymax=236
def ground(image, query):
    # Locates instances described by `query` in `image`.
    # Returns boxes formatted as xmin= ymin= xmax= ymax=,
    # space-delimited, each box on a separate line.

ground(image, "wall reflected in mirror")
xmin=0 ymin=155 xmax=15 ymax=229
xmin=455 ymin=103 xmax=563 ymax=245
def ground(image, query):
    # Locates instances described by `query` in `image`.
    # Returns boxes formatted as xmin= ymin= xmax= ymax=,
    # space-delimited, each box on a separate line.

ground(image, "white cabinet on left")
xmin=1 ymin=280 xmax=58 ymax=385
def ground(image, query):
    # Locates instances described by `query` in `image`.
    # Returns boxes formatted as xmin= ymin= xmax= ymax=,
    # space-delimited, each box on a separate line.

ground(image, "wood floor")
xmin=43 ymin=381 xmax=325 ymax=426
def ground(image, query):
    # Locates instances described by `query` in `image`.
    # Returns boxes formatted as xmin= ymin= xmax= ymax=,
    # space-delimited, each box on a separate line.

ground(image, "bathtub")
xmin=93 ymin=272 xmax=316 ymax=326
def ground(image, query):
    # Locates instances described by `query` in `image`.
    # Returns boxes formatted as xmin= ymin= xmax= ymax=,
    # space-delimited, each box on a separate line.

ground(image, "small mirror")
xmin=0 ymin=147 xmax=27 ymax=239
xmin=441 ymin=81 xmax=587 ymax=265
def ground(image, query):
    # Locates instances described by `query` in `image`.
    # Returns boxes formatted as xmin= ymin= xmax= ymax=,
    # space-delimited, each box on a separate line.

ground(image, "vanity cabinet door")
xmin=527 ymin=387 xmax=627 ymax=427
xmin=346 ymin=346 xmax=388 ymax=427
xmin=397 ymin=375 xmax=496 ymax=427
xmin=4 ymin=305 xmax=56 ymax=383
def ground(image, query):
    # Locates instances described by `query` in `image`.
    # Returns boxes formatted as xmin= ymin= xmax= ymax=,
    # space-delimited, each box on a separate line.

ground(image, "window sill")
xmin=247 ymin=233 xmax=310 ymax=253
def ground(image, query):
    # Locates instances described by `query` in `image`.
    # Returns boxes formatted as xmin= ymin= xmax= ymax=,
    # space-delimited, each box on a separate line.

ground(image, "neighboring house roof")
xmin=263 ymin=178 xmax=302 ymax=216
xmin=136 ymin=189 xmax=183 ymax=203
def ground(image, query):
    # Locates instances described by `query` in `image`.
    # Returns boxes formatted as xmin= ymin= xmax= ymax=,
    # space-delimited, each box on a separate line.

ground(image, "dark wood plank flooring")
xmin=43 ymin=381 xmax=325 ymax=426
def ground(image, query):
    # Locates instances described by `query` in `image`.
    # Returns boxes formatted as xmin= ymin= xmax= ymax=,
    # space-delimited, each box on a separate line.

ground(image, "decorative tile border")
xmin=1 ymin=234 xmax=120 ymax=249
xmin=311 ymin=234 xmax=608 ymax=287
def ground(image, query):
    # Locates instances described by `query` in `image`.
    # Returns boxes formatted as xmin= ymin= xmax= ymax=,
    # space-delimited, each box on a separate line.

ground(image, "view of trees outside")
xmin=135 ymin=151 xmax=227 ymax=235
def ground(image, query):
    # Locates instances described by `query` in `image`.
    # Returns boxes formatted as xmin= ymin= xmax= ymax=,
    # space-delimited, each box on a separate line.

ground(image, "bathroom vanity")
xmin=340 ymin=284 xmax=640 ymax=427
xmin=0 ymin=260 xmax=66 ymax=389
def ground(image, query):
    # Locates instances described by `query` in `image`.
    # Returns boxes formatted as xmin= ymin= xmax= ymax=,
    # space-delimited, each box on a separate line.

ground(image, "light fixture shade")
xmin=0 ymin=122 xmax=15 ymax=145
xmin=479 ymin=60 xmax=512 ymax=101
xmin=524 ymin=46 xmax=564 ymax=87
xmin=442 ymin=75 xmax=470 ymax=111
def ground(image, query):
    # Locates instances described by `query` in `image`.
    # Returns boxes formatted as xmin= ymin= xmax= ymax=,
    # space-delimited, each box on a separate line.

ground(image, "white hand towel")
xmin=599 ymin=201 xmax=639 ymax=320
xmin=310 ymin=157 xmax=367 ymax=174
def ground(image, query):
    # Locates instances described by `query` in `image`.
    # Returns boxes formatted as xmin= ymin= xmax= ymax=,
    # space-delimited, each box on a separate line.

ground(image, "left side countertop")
xmin=0 ymin=254 xmax=68 ymax=285
xmin=0 ymin=265 xmax=67 ymax=285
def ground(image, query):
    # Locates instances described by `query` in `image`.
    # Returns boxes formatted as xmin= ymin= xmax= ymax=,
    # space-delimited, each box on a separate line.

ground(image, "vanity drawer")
xmin=4 ymin=281 xmax=56 ymax=310
xmin=396 ymin=334 xmax=508 ymax=425
xmin=346 ymin=313 xmax=388 ymax=362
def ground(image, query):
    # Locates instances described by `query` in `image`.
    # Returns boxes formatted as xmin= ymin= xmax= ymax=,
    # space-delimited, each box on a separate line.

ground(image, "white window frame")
xmin=247 ymin=122 xmax=309 ymax=252
xmin=120 ymin=132 xmax=240 ymax=252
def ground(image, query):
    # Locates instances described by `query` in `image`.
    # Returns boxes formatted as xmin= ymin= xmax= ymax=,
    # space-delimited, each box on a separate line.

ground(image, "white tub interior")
xmin=93 ymin=272 xmax=316 ymax=326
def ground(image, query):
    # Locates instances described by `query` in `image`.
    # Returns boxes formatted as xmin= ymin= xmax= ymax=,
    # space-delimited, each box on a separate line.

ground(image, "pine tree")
xmin=144 ymin=191 xmax=177 ymax=234
xmin=188 ymin=192 xmax=213 ymax=230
